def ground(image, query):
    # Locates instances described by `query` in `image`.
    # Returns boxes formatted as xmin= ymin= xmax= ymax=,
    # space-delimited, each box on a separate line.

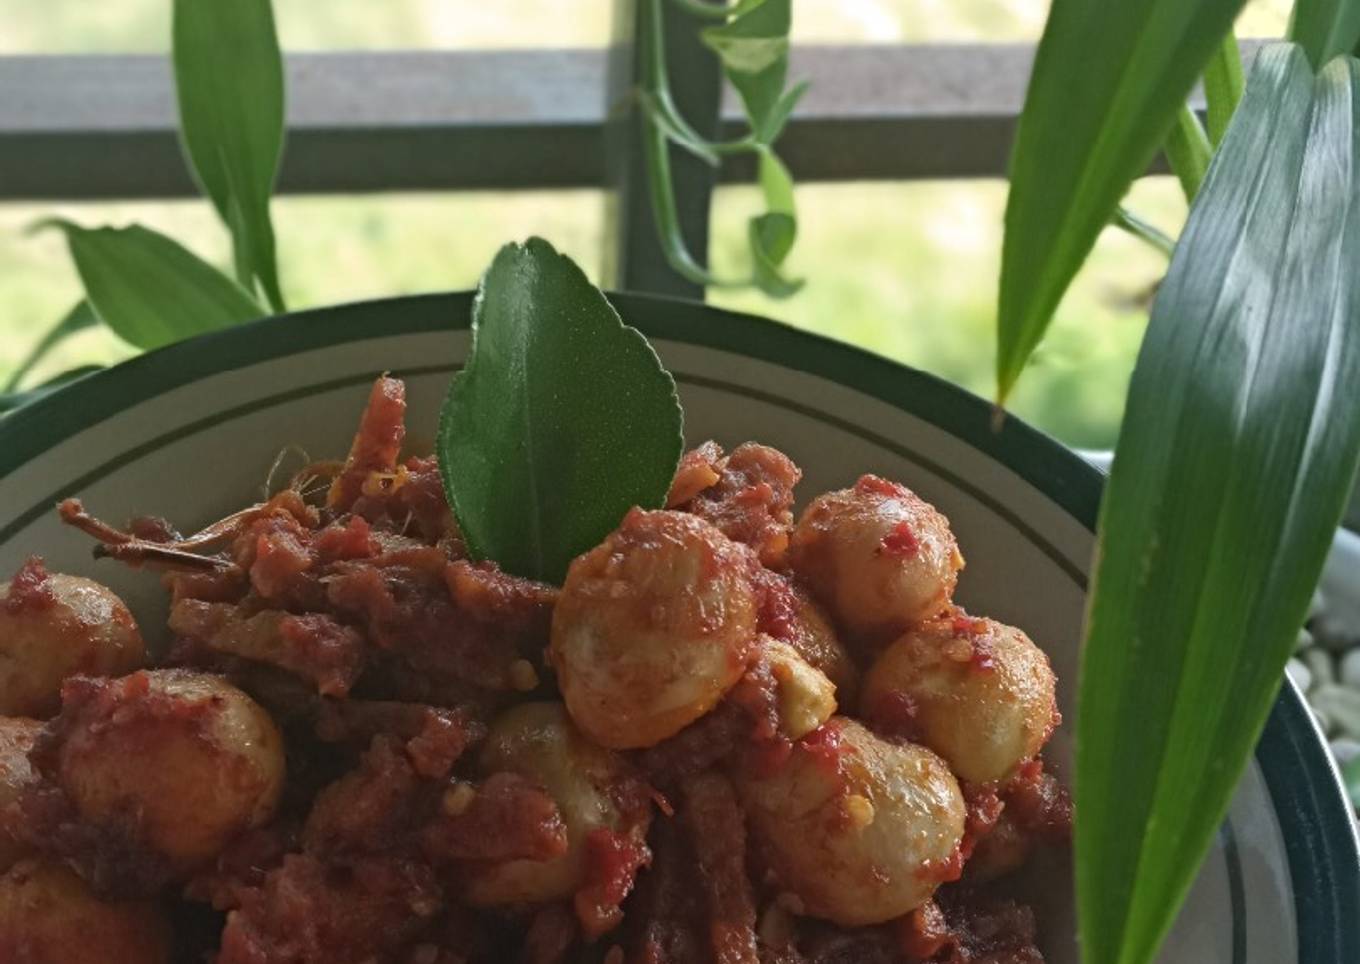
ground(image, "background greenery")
xmin=0 ymin=0 xmax=1292 ymax=448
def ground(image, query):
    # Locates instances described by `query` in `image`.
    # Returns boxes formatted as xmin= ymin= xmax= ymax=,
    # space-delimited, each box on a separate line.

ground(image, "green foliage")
xmin=1203 ymin=35 xmax=1247 ymax=144
xmin=1164 ymin=103 xmax=1216 ymax=201
xmin=1 ymin=300 xmax=97 ymax=393
xmin=1076 ymin=44 xmax=1360 ymax=964
xmin=996 ymin=0 xmax=1247 ymax=402
xmin=437 ymin=238 xmax=684 ymax=584
xmin=36 ymin=221 xmax=262 ymax=350
xmin=638 ymin=0 xmax=804 ymax=296
xmin=1289 ymin=0 xmax=1360 ymax=68
xmin=172 ymin=0 xmax=287 ymax=312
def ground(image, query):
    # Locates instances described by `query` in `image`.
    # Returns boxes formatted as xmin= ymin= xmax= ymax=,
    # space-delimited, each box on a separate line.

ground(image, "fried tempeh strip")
xmin=679 ymin=771 xmax=761 ymax=964
xmin=169 ymin=600 xmax=365 ymax=697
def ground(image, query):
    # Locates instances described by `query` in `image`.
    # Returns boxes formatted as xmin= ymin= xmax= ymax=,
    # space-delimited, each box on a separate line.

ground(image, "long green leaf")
xmin=1164 ymin=102 xmax=1214 ymax=201
xmin=1077 ymin=44 xmax=1360 ymax=964
xmin=1203 ymin=33 xmax=1245 ymax=145
xmin=748 ymin=147 xmax=802 ymax=297
xmin=997 ymin=0 xmax=1247 ymax=402
xmin=2 ymin=300 xmax=97 ymax=393
xmin=173 ymin=0 xmax=287 ymax=312
xmin=701 ymin=0 xmax=790 ymax=137
xmin=437 ymin=238 xmax=684 ymax=584
xmin=38 ymin=221 xmax=263 ymax=350
xmin=1290 ymin=0 xmax=1360 ymax=69
xmin=1111 ymin=206 xmax=1176 ymax=257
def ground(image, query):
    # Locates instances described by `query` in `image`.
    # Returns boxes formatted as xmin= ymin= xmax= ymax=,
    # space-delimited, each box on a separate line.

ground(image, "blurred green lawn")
xmin=0 ymin=0 xmax=1292 ymax=449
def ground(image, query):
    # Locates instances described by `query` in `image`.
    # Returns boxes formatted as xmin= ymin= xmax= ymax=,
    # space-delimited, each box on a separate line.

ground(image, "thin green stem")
xmin=1165 ymin=103 xmax=1213 ymax=202
xmin=638 ymin=0 xmax=763 ymax=290
xmin=1111 ymin=206 xmax=1176 ymax=258
xmin=640 ymin=90 xmax=747 ymax=289
xmin=637 ymin=90 xmax=760 ymax=157
xmin=1203 ymin=32 xmax=1244 ymax=146
xmin=638 ymin=0 xmax=761 ymax=163
xmin=2 ymin=300 xmax=98 ymax=393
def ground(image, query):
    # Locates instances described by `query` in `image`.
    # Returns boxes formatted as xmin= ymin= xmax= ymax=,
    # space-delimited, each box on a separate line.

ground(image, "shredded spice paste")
xmin=0 ymin=376 xmax=1069 ymax=964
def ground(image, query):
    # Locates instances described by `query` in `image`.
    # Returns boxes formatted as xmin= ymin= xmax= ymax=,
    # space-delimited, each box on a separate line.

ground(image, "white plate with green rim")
xmin=0 ymin=292 xmax=1355 ymax=962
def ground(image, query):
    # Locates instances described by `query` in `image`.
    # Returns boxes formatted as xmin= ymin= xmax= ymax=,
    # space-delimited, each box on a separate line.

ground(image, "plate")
xmin=0 ymin=292 xmax=1354 ymax=962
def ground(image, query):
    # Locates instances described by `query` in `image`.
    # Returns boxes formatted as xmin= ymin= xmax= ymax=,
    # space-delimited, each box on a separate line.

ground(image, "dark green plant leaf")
xmin=1077 ymin=44 xmax=1360 ymax=964
xmin=2 ymin=300 xmax=97 ymax=393
xmin=0 ymin=365 xmax=103 ymax=414
xmin=1203 ymin=33 xmax=1245 ymax=144
xmin=1290 ymin=0 xmax=1360 ymax=69
xmin=753 ymin=78 xmax=809 ymax=145
xmin=437 ymin=238 xmax=684 ymax=584
xmin=1111 ymin=206 xmax=1175 ymax=257
xmin=173 ymin=0 xmax=287 ymax=312
xmin=38 ymin=220 xmax=263 ymax=350
xmin=749 ymin=217 xmax=802 ymax=299
xmin=748 ymin=148 xmax=802 ymax=297
xmin=996 ymin=0 xmax=1246 ymax=402
xmin=1164 ymin=102 xmax=1214 ymax=200
xmin=701 ymin=0 xmax=791 ymax=137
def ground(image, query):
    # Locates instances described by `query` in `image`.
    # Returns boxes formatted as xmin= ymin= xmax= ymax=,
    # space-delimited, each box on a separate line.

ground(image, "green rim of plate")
xmin=0 ymin=291 xmax=1354 ymax=962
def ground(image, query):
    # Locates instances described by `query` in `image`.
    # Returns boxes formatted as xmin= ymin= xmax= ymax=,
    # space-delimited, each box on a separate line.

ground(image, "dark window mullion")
xmin=603 ymin=0 xmax=722 ymax=299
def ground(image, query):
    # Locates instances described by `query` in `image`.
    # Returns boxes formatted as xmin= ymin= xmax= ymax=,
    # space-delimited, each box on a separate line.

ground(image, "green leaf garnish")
xmin=996 ymin=0 xmax=1245 ymax=402
xmin=437 ymin=238 xmax=685 ymax=584
xmin=35 ymin=221 xmax=263 ymax=351
xmin=173 ymin=0 xmax=287 ymax=312
xmin=1076 ymin=44 xmax=1360 ymax=964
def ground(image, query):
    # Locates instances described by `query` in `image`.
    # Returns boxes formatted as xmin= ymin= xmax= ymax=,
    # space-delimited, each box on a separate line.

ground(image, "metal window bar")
xmin=0 ymin=38 xmax=1352 ymax=520
xmin=0 ymin=44 xmax=1045 ymax=203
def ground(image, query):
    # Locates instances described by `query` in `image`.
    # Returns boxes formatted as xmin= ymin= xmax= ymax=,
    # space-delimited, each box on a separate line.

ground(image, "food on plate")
xmin=0 ymin=560 xmax=145 ymax=717
xmin=35 ymin=669 xmax=285 ymax=883
xmin=459 ymin=700 xmax=652 ymax=923
xmin=0 ymin=857 xmax=172 ymax=964
xmin=551 ymin=509 xmax=760 ymax=749
xmin=0 ymin=717 xmax=40 ymax=870
xmin=790 ymin=476 xmax=965 ymax=645
xmin=0 ymin=376 xmax=1068 ymax=963
xmin=736 ymin=717 xmax=966 ymax=926
xmin=862 ymin=614 xmax=1058 ymax=784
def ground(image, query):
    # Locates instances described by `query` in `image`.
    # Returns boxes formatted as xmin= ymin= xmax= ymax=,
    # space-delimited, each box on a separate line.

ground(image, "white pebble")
xmin=1342 ymin=650 xmax=1360 ymax=689
xmin=1309 ymin=686 xmax=1360 ymax=740
xmin=1313 ymin=613 xmax=1360 ymax=652
xmin=1304 ymin=649 xmax=1336 ymax=689
xmin=1286 ymin=658 xmax=1313 ymax=693
xmin=1330 ymin=738 xmax=1360 ymax=767
xmin=1309 ymin=588 xmax=1327 ymax=621
xmin=1296 ymin=627 xmax=1316 ymax=652
xmin=1316 ymin=529 xmax=1360 ymax=647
